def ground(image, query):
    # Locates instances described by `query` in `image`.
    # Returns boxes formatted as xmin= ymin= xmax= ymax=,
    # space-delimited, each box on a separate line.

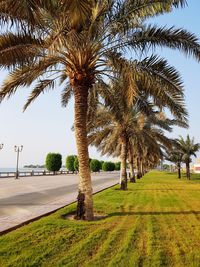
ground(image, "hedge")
xmin=90 ymin=159 xmax=101 ymax=172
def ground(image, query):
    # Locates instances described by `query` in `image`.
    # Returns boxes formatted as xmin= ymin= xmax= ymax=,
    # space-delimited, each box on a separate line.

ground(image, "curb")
xmin=0 ymin=182 xmax=119 ymax=236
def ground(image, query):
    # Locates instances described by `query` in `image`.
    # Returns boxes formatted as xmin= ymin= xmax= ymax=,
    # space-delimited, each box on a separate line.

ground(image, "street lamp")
xmin=14 ymin=145 xmax=23 ymax=179
xmin=0 ymin=143 xmax=3 ymax=150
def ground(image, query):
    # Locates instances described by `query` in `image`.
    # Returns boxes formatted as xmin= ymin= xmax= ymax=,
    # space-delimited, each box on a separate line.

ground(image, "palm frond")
xmin=0 ymin=32 xmax=42 ymax=68
xmin=23 ymin=79 xmax=56 ymax=111
xmin=129 ymin=25 xmax=200 ymax=61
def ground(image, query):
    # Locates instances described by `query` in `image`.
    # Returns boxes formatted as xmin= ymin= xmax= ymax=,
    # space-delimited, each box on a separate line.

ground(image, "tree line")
xmin=45 ymin=153 xmax=120 ymax=173
xmin=166 ymin=135 xmax=200 ymax=180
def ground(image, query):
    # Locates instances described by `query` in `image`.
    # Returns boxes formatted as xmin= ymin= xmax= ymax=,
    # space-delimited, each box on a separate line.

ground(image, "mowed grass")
xmin=0 ymin=171 xmax=200 ymax=267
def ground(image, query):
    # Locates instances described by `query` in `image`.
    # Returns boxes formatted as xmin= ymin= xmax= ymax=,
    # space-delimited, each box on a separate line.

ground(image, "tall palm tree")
xmin=0 ymin=0 xmax=199 ymax=219
xmin=88 ymin=63 xmax=188 ymax=189
xmin=176 ymin=135 xmax=200 ymax=179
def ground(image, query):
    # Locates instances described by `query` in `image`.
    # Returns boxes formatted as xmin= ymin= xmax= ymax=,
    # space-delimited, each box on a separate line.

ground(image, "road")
xmin=0 ymin=172 xmax=119 ymax=233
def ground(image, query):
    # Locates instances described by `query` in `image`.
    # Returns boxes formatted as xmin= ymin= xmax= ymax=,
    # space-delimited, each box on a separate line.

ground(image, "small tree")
xmin=66 ymin=155 xmax=76 ymax=172
xmin=100 ymin=161 xmax=104 ymax=170
xmin=102 ymin=161 xmax=115 ymax=172
xmin=176 ymin=135 xmax=200 ymax=179
xmin=102 ymin=162 xmax=108 ymax=171
xmin=115 ymin=162 xmax=121 ymax=171
xmin=163 ymin=164 xmax=170 ymax=171
xmin=110 ymin=162 xmax=115 ymax=171
xmin=74 ymin=156 xmax=79 ymax=172
xmin=45 ymin=153 xmax=62 ymax=174
xmin=90 ymin=159 xmax=101 ymax=172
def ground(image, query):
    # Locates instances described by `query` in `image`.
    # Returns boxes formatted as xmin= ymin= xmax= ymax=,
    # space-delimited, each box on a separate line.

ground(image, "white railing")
xmin=0 ymin=170 xmax=76 ymax=178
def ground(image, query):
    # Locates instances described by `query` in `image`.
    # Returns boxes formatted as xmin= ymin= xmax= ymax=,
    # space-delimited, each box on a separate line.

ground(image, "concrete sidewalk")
xmin=0 ymin=172 xmax=119 ymax=233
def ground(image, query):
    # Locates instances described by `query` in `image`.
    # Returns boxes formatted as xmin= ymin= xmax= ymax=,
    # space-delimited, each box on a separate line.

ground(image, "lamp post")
xmin=14 ymin=145 xmax=23 ymax=179
xmin=0 ymin=143 xmax=3 ymax=150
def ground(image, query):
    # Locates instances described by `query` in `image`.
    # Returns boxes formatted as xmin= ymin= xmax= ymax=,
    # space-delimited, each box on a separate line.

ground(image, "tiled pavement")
xmin=0 ymin=172 xmax=119 ymax=233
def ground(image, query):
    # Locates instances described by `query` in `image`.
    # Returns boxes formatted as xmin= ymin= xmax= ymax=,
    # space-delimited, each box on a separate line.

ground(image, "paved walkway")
xmin=0 ymin=172 xmax=119 ymax=233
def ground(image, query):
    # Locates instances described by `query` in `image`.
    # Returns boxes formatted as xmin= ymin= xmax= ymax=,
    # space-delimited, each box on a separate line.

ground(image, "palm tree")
xmin=166 ymin=142 xmax=184 ymax=178
xmin=88 ymin=64 xmax=188 ymax=189
xmin=129 ymin=114 xmax=177 ymax=179
xmin=89 ymin=100 xmax=177 ymax=187
xmin=176 ymin=135 xmax=200 ymax=179
xmin=0 ymin=0 xmax=199 ymax=219
xmin=168 ymin=152 xmax=183 ymax=178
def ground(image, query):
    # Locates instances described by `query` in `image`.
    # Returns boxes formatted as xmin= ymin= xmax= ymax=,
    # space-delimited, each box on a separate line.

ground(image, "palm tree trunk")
xmin=137 ymin=157 xmax=142 ymax=179
xmin=141 ymin=161 xmax=145 ymax=176
xmin=74 ymin=86 xmax=93 ymax=221
xmin=177 ymin=162 xmax=181 ymax=179
xmin=186 ymin=162 xmax=190 ymax=180
xmin=120 ymin=135 xmax=128 ymax=190
xmin=143 ymin=164 xmax=147 ymax=175
xmin=129 ymin=154 xmax=136 ymax=183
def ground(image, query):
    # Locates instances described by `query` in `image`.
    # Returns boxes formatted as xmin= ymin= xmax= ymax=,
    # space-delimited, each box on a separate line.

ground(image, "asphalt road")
xmin=0 ymin=172 xmax=119 ymax=232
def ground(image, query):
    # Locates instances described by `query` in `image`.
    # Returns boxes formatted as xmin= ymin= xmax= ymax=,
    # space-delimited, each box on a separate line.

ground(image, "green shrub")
xmin=102 ymin=161 xmax=115 ymax=171
xmin=102 ymin=162 xmax=108 ymax=171
xmin=74 ymin=156 xmax=79 ymax=171
xmin=90 ymin=159 xmax=101 ymax=172
xmin=45 ymin=153 xmax=62 ymax=173
xmin=115 ymin=162 xmax=121 ymax=171
xmin=100 ymin=161 xmax=104 ymax=170
xmin=66 ymin=155 xmax=76 ymax=172
xmin=110 ymin=162 xmax=115 ymax=171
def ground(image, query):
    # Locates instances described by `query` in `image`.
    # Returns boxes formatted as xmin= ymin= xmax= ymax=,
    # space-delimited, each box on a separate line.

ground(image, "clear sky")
xmin=0 ymin=1 xmax=200 ymax=167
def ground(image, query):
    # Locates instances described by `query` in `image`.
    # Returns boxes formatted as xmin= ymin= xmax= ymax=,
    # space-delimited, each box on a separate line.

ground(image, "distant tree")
xmin=110 ymin=162 xmax=115 ymax=171
xmin=74 ymin=156 xmax=79 ymax=172
xmin=166 ymin=140 xmax=184 ymax=179
xmin=102 ymin=162 xmax=115 ymax=172
xmin=176 ymin=135 xmax=200 ymax=179
xmin=66 ymin=155 xmax=76 ymax=172
xmin=100 ymin=161 xmax=104 ymax=170
xmin=45 ymin=153 xmax=62 ymax=174
xmin=102 ymin=162 xmax=108 ymax=171
xmin=115 ymin=162 xmax=121 ymax=171
xmin=90 ymin=159 xmax=101 ymax=172
xmin=167 ymin=152 xmax=183 ymax=178
xmin=163 ymin=164 xmax=170 ymax=171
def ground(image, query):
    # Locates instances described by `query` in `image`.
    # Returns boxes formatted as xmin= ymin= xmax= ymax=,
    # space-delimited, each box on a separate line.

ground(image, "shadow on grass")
xmin=125 ymin=188 xmax=200 ymax=191
xmin=108 ymin=210 xmax=200 ymax=217
xmin=114 ymin=187 xmax=140 ymax=191
xmin=191 ymin=175 xmax=200 ymax=181
xmin=61 ymin=212 xmax=108 ymax=221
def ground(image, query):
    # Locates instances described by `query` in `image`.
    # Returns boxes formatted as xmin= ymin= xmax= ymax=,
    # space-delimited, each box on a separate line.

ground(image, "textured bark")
xmin=186 ymin=162 xmax=190 ymax=180
xmin=140 ymin=161 xmax=145 ymax=177
xmin=177 ymin=162 xmax=181 ymax=179
xmin=74 ymin=86 xmax=93 ymax=220
xmin=120 ymin=135 xmax=128 ymax=190
xmin=137 ymin=157 xmax=142 ymax=179
xmin=129 ymin=152 xmax=136 ymax=183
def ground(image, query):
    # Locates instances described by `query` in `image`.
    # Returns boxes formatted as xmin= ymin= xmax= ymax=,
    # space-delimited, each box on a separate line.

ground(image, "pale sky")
xmin=0 ymin=1 xmax=200 ymax=167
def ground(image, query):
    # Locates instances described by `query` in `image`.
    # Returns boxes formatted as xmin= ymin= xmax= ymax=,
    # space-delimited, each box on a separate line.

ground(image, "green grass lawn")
xmin=0 ymin=171 xmax=200 ymax=267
